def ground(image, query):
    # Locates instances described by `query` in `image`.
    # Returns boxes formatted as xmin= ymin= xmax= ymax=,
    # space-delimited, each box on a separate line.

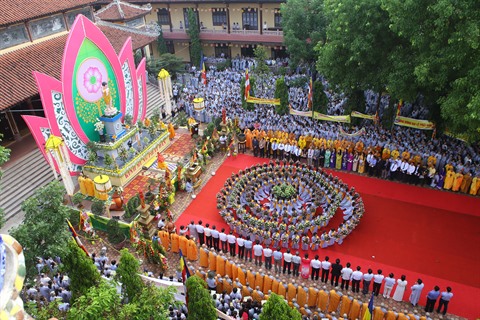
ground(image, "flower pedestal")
xmin=99 ymin=112 xmax=125 ymax=141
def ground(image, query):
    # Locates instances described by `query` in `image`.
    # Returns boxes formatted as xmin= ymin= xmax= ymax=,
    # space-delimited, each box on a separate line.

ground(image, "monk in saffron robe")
xmin=179 ymin=236 xmax=188 ymax=257
xmin=216 ymin=255 xmax=225 ymax=276
xmin=245 ymin=129 xmax=253 ymax=149
xmin=452 ymin=170 xmax=463 ymax=192
xmin=170 ymin=232 xmax=179 ymax=253
xmin=247 ymin=270 xmax=255 ymax=286
xmin=278 ymin=282 xmax=287 ymax=298
xmin=199 ymin=247 xmax=209 ymax=268
xmin=186 ymin=238 xmax=198 ymax=261
xmin=159 ymin=230 xmax=170 ymax=250
xmin=223 ymin=277 xmax=233 ymax=293
xmin=195 ymin=269 xmax=204 ymax=280
xmin=443 ymin=167 xmax=455 ymax=189
xmin=232 ymin=264 xmax=239 ymax=281
xmin=316 ymin=289 xmax=328 ymax=312
xmin=397 ymin=312 xmax=409 ymax=320
xmin=225 ymin=260 xmax=233 ymax=278
xmin=168 ymin=122 xmax=175 ymax=139
xmin=237 ymin=267 xmax=246 ymax=285
xmin=348 ymin=299 xmax=361 ymax=319
xmin=271 ymin=279 xmax=279 ymax=294
xmin=327 ymin=290 xmax=341 ymax=312
xmin=241 ymin=285 xmax=250 ymax=298
xmin=252 ymin=288 xmax=262 ymax=302
xmin=307 ymin=287 xmax=318 ymax=308
xmin=263 ymin=274 xmax=273 ymax=294
xmin=287 ymin=282 xmax=297 ymax=302
xmin=470 ymin=176 xmax=480 ymax=195
xmin=339 ymin=295 xmax=352 ymax=315
xmin=255 ymin=272 xmax=264 ymax=291
xmin=373 ymin=306 xmax=385 ymax=320
xmin=208 ymin=251 xmax=217 ymax=271
xmin=385 ymin=310 xmax=397 ymax=320
xmin=461 ymin=172 xmax=472 ymax=193
xmin=360 ymin=302 xmax=368 ymax=319
xmin=297 ymin=285 xmax=307 ymax=307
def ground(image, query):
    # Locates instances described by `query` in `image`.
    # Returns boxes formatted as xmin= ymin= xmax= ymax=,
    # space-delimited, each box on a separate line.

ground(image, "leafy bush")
xmin=107 ymin=219 xmax=125 ymax=244
xmin=72 ymin=193 xmax=84 ymax=206
xmin=91 ymin=199 xmax=106 ymax=216
xmin=272 ymin=183 xmax=297 ymax=200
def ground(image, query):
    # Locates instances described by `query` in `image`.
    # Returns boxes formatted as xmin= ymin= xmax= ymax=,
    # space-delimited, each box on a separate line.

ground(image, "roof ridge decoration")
xmin=23 ymin=14 xmax=149 ymax=176
xmin=96 ymin=19 xmax=159 ymax=37
xmin=115 ymin=0 xmax=125 ymax=19
xmin=95 ymin=0 xmax=152 ymax=19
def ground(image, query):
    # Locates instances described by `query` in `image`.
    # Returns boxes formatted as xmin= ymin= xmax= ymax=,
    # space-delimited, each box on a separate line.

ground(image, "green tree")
xmin=316 ymin=0 xmax=400 ymax=114
xmin=382 ymin=0 xmax=480 ymax=140
xmin=146 ymin=54 xmax=185 ymax=78
xmin=0 ymin=133 xmax=10 ymax=228
xmin=63 ymin=240 xmax=101 ymax=300
xmin=10 ymin=181 xmax=71 ymax=278
xmin=119 ymin=284 xmax=179 ymax=319
xmin=185 ymin=275 xmax=216 ymax=320
xmin=259 ymin=293 xmax=302 ymax=320
xmin=67 ymin=280 xmax=121 ymax=320
xmin=157 ymin=26 xmax=168 ymax=55
xmin=253 ymin=45 xmax=270 ymax=75
xmin=281 ymin=0 xmax=327 ymax=66
xmin=186 ymin=8 xmax=201 ymax=68
xmin=274 ymin=77 xmax=289 ymax=115
xmin=116 ymin=248 xmax=144 ymax=303
xmin=312 ymin=80 xmax=328 ymax=114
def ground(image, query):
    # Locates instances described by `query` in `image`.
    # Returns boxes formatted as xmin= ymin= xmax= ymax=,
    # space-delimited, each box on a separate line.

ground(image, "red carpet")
xmin=176 ymin=154 xmax=480 ymax=319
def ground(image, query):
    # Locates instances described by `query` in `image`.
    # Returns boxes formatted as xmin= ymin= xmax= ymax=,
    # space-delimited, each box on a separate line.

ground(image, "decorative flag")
xmin=201 ymin=62 xmax=207 ymax=85
xmin=179 ymin=249 xmax=191 ymax=282
xmin=363 ymin=293 xmax=374 ymax=320
xmin=307 ymin=77 xmax=313 ymax=110
xmin=244 ymin=69 xmax=250 ymax=99
xmin=396 ymin=99 xmax=403 ymax=117
xmin=66 ymin=218 xmax=89 ymax=256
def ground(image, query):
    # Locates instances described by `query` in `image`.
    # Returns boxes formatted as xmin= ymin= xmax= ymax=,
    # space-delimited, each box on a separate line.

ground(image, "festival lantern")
xmin=44 ymin=134 xmax=75 ymax=196
xmin=157 ymin=69 xmax=173 ymax=116
xmin=93 ymin=175 xmax=112 ymax=201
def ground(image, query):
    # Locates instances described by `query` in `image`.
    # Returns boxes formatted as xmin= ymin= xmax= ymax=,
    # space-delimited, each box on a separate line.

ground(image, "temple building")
xmin=95 ymin=0 xmax=286 ymax=62
xmin=0 ymin=0 xmax=158 ymax=142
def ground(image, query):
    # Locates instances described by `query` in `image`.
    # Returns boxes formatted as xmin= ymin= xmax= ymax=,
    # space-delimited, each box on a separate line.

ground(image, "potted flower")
xmin=72 ymin=193 xmax=85 ymax=209
xmin=94 ymin=119 xmax=106 ymax=142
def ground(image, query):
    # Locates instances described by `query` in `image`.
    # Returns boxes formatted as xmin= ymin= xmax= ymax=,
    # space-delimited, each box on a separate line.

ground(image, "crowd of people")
xmin=173 ymin=59 xmax=479 ymax=194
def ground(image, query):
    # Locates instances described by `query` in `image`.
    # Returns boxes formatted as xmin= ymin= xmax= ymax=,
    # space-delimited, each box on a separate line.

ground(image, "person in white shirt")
xmin=195 ymin=220 xmax=205 ymax=245
xmin=362 ymin=268 xmax=374 ymax=294
xmin=219 ymin=228 xmax=228 ymax=253
xmin=227 ymin=231 xmax=237 ymax=257
xmin=321 ymin=256 xmax=331 ymax=283
xmin=340 ymin=262 xmax=353 ymax=290
xmin=373 ymin=269 xmax=385 ymax=296
xmin=211 ymin=225 xmax=220 ymax=251
xmin=204 ymin=223 xmax=212 ymax=248
xmin=263 ymin=246 xmax=273 ymax=270
xmin=188 ymin=220 xmax=198 ymax=240
xmin=283 ymin=249 xmax=293 ymax=275
xmin=253 ymin=241 xmax=263 ymax=266
xmin=310 ymin=255 xmax=321 ymax=281
xmin=351 ymin=266 xmax=363 ymax=293
xmin=273 ymin=248 xmax=283 ymax=274
xmin=236 ymin=235 xmax=245 ymax=259
xmin=383 ymin=273 xmax=396 ymax=298
xmin=157 ymin=218 xmax=165 ymax=230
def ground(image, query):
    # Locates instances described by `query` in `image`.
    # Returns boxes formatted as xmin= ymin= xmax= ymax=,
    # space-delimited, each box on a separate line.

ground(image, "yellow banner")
xmin=351 ymin=111 xmax=376 ymax=120
xmin=246 ymin=96 xmax=281 ymax=105
xmin=313 ymin=112 xmax=351 ymax=123
xmin=394 ymin=116 xmax=435 ymax=130
xmin=289 ymin=106 xmax=312 ymax=117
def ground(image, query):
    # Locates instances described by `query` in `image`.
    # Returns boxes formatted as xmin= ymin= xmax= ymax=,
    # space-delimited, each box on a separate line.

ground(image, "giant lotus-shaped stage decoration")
xmin=23 ymin=15 xmax=148 ymax=175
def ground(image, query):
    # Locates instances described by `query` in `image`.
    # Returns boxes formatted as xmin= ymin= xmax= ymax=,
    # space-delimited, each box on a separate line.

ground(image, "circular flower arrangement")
xmin=272 ymin=183 xmax=297 ymax=200
xmin=217 ymin=160 xmax=365 ymax=249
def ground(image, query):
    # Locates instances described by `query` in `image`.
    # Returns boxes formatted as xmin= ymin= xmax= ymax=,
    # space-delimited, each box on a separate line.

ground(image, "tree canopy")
xmin=185 ymin=275 xmax=217 ymax=320
xmin=259 ymin=293 xmax=302 ymax=320
xmin=11 ymin=181 xmax=71 ymax=278
xmin=281 ymin=0 xmax=327 ymax=66
xmin=0 ymin=133 xmax=10 ymax=228
xmin=274 ymin=77 xmax=289 ymax=115
xmin=186 ymin=8 xmax=202 ymax=68
xmin=116 ymin=248 xmax=144 ymax=303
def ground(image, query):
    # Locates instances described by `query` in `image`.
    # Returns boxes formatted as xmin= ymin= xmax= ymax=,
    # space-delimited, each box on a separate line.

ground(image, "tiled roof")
xmin=96 ymin=0 xmax=151 ymax=22
xmin=0 ymin=0 xmax=96 ymax=27
xmin=0 ymin=25 xmax=156 ymax=110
